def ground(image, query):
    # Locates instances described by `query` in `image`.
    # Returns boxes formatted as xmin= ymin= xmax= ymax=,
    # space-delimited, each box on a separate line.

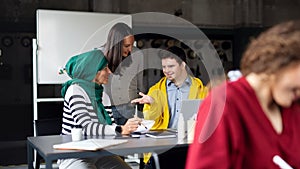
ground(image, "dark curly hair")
xmin=241 ymin=20 xmax=300 ymax=76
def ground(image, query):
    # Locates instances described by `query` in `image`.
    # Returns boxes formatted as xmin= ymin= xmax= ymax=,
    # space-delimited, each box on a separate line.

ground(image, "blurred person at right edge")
xmin=186 ymin=20 xmax=300 ymax=169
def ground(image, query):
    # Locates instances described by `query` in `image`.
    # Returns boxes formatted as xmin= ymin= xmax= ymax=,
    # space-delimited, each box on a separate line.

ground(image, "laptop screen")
xmin=180 ymin=99 xmax=202 ymax=121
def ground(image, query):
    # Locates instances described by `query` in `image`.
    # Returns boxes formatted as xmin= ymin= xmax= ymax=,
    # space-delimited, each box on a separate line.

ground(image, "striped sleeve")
xmin=61 ymin=84 xmax=116 ymax=136
xmin=102 ymin=90 xmax=115 ymax=125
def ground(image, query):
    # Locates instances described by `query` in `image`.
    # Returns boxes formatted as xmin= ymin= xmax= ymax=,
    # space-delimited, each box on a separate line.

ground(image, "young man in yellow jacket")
xmin=131 ymin=46 xmax=207 ymax=168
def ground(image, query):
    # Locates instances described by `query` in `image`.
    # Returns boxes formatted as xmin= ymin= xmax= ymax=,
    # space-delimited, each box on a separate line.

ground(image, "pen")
xmin=134 ymin=104 xmax=147 ymax=129
xmin=273 ymin=155 xmax=293 ymax=169
xmin=140 ymin=122 xmax=148 ymax=129
xmin=135 ymin=104 xmax=138 ymax=118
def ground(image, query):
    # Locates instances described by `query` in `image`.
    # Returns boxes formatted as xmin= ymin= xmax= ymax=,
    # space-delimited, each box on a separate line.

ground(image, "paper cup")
xmin=71 ymin=128 xmax=82 ymax=141
xmin=187 ymin=120 xmax=196 ymax=143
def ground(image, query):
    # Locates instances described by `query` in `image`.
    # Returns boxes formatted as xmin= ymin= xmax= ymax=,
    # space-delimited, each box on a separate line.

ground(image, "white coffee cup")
xmin=71 ymin=128 xmax=82 ymax=141
xmin=187 ymin=119 xmax=196 ymax=143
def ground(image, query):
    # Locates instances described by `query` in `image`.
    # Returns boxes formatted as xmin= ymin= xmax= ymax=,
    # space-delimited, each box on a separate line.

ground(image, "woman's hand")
xmin=121 ymin=117 xmax=142 ymax=135
xmin=131 ymin=92 xmax=154 ymax=104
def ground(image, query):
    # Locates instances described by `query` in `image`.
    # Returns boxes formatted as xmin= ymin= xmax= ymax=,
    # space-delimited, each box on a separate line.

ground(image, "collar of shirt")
xmin=167 ymin=76 xmax=192 ymax=88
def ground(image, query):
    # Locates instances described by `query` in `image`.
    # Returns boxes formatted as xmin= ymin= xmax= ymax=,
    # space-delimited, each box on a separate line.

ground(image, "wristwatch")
xmin=115 ymin=125 xmax=122 ymax=135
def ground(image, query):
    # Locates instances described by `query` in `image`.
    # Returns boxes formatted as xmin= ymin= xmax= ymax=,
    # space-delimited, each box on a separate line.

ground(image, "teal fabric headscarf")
xmin=61 ymin=49 xmax=112 ymax=125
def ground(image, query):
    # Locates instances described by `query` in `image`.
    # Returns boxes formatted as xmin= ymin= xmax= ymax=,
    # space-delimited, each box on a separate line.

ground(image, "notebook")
xmin=180 ymin=99 xmax=202 ymax=121
xmin=53 ymin=139 xmax=128 ymax=151
xmin=145 ymin=130 xmax=177 ymax=139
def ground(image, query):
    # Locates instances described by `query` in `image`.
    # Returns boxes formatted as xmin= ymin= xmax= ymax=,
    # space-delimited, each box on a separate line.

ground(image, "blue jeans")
xmin=57 ymin=155 xmax=131 ymax=169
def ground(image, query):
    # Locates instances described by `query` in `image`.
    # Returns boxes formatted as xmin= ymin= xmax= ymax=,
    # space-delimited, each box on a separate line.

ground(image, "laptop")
xmin=180 ymin=99 xmax=202 ymax=121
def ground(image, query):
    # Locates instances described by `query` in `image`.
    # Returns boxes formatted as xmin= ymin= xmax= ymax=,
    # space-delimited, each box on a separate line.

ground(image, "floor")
xmin=0 ymin=155 xmax=141 ymax=169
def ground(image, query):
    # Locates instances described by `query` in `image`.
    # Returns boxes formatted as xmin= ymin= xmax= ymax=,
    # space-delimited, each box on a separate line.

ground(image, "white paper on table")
xmin=134 ymin=120 xmax=155 ymax=133
xmin=53 ymin=139 xmax=128 ymax=151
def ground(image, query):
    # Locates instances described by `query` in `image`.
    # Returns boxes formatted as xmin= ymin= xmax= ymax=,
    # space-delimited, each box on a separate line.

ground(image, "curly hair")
xmin=241 ymin=20 xmax=300 ymax=76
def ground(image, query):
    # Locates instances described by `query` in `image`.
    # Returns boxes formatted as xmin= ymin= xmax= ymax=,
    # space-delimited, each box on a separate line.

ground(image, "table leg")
xmin=27 ymin=141 xmax=34 ymax=169
xmin=152 ymin=152 xmax=161 ymax=169
xmin=45 ymin=159 xmax=53 ymax=169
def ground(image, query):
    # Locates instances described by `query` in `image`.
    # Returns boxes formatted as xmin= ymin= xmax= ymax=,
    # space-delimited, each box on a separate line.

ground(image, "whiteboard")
xmin=36 ymin=9 xmax=132 ymax=84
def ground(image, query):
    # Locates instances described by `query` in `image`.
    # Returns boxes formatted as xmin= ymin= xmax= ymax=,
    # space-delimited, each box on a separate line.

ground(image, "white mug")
xmin=71 ymin=128 xmax=82 ymax=141
xmin=187 ymin=119 xmax=196 ymax=143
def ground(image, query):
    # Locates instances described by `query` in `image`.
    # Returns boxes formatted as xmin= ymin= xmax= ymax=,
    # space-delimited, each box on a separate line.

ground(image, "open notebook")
xmin=53 ymin=139 xmax=128 ymax=151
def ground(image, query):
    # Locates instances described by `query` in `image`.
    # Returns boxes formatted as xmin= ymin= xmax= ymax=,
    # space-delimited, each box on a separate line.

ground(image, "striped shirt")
xmin=61 ymin=84 xmax=116 ymax=136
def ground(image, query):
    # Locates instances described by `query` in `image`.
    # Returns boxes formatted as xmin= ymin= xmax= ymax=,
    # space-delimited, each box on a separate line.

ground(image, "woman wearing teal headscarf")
xmin=59 ymin=49 xmax=141 ymax=169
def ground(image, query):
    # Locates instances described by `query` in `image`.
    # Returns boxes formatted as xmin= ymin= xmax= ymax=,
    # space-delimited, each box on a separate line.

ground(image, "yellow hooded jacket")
xmin=143 ymin=76 xmax=207 ymax=129
xmin=143 ymin=76 xmax=207 ymax=163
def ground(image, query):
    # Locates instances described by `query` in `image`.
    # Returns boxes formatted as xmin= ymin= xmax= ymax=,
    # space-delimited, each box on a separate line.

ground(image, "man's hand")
xmin=131 ymin=92 xmax=154 ymax=104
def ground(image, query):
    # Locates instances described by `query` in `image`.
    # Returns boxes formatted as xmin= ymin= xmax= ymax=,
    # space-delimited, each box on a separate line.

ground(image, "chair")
xmin=34 ymin=118 xmax=62 ymax=169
